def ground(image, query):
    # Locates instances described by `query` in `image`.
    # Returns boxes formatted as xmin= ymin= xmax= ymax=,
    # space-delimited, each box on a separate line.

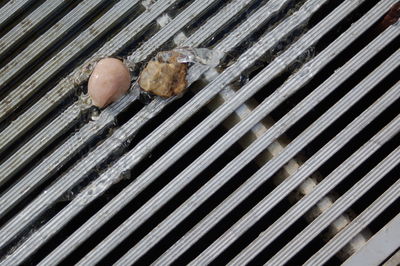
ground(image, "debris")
xmin=138 ymin=51 xmax=188 ymax=97
xmin=88 ymin=57 xmax=131 ymax=108
xmin=138 ymin=48 xmax=224 ymax=98
xmin=376 ymin=2 xmax=400 ymax=31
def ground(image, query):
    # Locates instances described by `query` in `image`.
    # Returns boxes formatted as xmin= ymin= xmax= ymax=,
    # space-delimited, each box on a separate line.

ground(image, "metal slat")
xmin=0 ymin=104 xmax=81 ymax=185
xmin=190 ymin=32 xmax=400 ymax=265
xmin=0 ymin=0 xmax=397 ymax=265
xmin=74 ymin=2 xmax=331 ymax=265
xmin=343 ymin=213 xmax=400 ymax=266
xmin=34 ymin=0 xmax=302 ymax=264
xmin=0 ymin=0 xmax=141 ymax=152
xmin=0 ymin=0 xmax=64 ymax=54
xmin=127 ymin=0 xmax=240 ymax=64
xmin=156 ymin=6 xmax=399 ymax=264
xmin=180 ymin=0 xmax=255 ymax=47
xmin=0 ymin=0 xmax=30 ymax=26
xmin=303 ymin=160 xmax=400 ymax=265
xmin=118 ymin=3 xmax=397 ymax=264
xmin=0 ymin=0 xmax=191 ymax=214
xmin=231 ymin=91 xmax=400 ymax=265
xmin=30 ymin=1 xmax=290 ymax=264
xmin=0 ymin=0 xmax=225 ymax=150
xmin=0 ymin=0 xmax=225 ymax=247
xmin=0 ymin=0 xmax=106 ymax=98
xmin=0 ymin=93 xmax=137 ymax=217
xmin=383 ymin=249 xmax=400 ymax=266
xmin=0 ymin=0 xmax=256 ymax=210
xmin=0 ymin=0 xmax=264 ymax=256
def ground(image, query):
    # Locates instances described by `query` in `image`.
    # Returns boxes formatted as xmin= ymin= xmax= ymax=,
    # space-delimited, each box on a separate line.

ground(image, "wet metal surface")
xmin=0 ymin=0 xmax=399 ymax=265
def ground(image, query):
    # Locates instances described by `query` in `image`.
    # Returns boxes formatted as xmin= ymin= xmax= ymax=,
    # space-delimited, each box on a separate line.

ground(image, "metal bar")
xmin=0 ymin=103 xmax=81 ymax=185
xmin=232 ymin=94 xmax=400 ymax=265
xmin=0 ymin=0 xmax=64 ymax=55
xmin=191 ymin=35 xmax=400 ymax=266
xmin=0 ymin=92 xmax=137 ymax=217
xmin=78 ymin=2 xmax=330 ymax=265
xmin=156 ymin=9 xmax=399 ymax=264
xmin=0 ymin=0 xmax=141 ymax=151
xmin=119 ymin=4 xmax=397 ymax=264
xmin=383 ymin=249 xmax=400 ymax=266
xmin=0 ymin=0 xmax=240 ymax=255
xmin=182 ymin=0 xmax=255 ymax=47
xmin=0 ymin=0 xmax=31 ymax=26
xmin=0 ymin=0 xmax=107 ymax=94
xmin=127 ymin=0 xmax=242 ymax=63
xmin=0 ymin=0 xmax=185 ymax=215
xmin=343 ymin=213 xmax=400 ymax=266
xmin=304 ymin=164 xmax=400 ymax=265
xmin=0 ymin=0 xmax=257 ymax=217
xmin=36 ymin=0 xmax=315 ymax=264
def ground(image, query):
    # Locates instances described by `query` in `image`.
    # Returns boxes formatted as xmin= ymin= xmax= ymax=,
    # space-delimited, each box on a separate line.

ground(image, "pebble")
xmin=138 ymin=51 xmax=187 ymax=98
xmin=88 ymin=58 xmax=131 ymax=108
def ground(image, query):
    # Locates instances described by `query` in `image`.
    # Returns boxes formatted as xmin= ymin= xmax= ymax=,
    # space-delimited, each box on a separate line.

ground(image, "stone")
xmin=138 ymin=51 xmax=187 ymax=97
xmin=88 ymin=57 xmax=131 ymax=108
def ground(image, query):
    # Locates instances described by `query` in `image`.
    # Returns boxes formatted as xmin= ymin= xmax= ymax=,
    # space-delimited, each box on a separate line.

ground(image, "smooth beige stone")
xmin=88 ymin=58 xmax=131 ymax=108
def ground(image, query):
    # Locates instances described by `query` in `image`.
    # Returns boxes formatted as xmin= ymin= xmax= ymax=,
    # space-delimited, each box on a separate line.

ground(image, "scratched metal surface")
xmin=0 ymin=0 xmax=399 ymax=265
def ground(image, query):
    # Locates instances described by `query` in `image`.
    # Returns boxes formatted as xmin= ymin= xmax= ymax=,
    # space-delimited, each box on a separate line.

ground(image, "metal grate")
xmin=0 ymin=0 xmax=399 ymax=265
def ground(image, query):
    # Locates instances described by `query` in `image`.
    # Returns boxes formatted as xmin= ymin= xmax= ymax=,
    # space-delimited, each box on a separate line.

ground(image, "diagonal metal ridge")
xmin=0 ymin=0 xmax=398 ymax=264
xmin=303 ymin=150 xmax=400 ymax=266
xmin=154 ymin=2 xmax=397 ymax=264
xmin=0 ymin=0 xmax=31 ymax=26
xmin=0 ymin=0 xmax=179 ymax=152
xmin=34 ymin=1 xmax=302 ymax=263
xmin=189 ymin=28 xmax=400 ymax=265
xmin=0 ymin=0 xmax=65 ymax=56
xmin=0 ymin=0 xmax=290 ymax=259
xmin=0 ymin=0 xmax=259 ymax=209
xmin=233 ymin=91 xmax=400 ymax=265
xmin=342 ymin=212 xmax=400 ymax=266
xmin=116 ymin=3 xmax=399 ymax=265
xmin=263 ymin=117 xmax=400 ymax=266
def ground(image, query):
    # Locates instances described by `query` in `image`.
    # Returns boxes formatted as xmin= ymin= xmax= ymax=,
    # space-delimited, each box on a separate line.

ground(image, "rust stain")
xmin=378 ymin=2 xmax=400 ymax=30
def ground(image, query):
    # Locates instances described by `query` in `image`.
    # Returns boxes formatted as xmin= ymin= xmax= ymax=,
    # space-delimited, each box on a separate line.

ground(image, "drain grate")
xmin=0 ymin=0 xmax=399 ymax=265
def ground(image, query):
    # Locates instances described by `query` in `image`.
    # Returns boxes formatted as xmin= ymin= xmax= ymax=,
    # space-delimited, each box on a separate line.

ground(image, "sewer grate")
xmin=0 ymin=0 xmax=399 ymax=265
